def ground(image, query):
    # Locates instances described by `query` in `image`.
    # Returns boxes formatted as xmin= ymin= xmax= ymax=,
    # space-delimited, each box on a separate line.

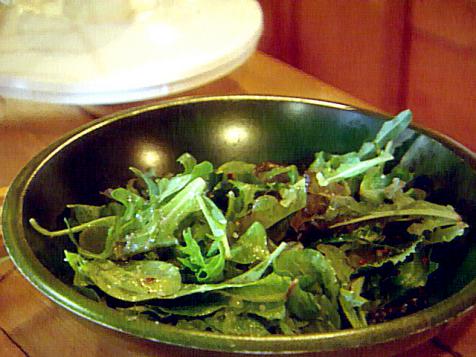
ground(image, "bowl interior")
xmin=4 ymin=96 xmax=476 ymax=353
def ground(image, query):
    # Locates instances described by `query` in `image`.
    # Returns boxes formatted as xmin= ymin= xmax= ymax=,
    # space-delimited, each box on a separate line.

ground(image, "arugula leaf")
xmin=358 ymin=109 xmax=412 ymax=159
xmin=29 ymin=216 xmax=116 ymax=238
xmin=155 ymin=161 xmax=213 ymax=205
xmin=110 ymin=187 xmax=145 ymax=221
xmin=129 ymin=167 xmax=160 ymax=199
xmin=315 ymin=151 xmax=393 ymax=187
xmin=309 ymin=110 xmax=411 ymax=188
xmin=163 ymin=273 xmax=288 ymax=300
xmin=408 ymin=217 xmax=458 ymax=236
xmin=129 ymin=155 xmax=213 ymax=207
xmin=329 ymin=200 xmax=463 ymax=229
xmin=426 ymin=222 xmax=467 ymax=244
xmin=122 ymin=177 xmax=207 ymax=257
xmin=137 ymin=243 xmax=287 ymax=300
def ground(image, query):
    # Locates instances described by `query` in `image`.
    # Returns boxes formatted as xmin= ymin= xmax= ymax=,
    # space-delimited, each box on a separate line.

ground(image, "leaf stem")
xmin=29 ymin=216 xmax=116 ymax=237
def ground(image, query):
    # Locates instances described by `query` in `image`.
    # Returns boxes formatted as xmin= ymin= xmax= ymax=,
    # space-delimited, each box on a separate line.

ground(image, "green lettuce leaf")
xmin=177 ymin=228 xmax=225 ymax=283
xmin=230 ymin=222 xmax=269 ymax=264
xmin=317 ymin=244 xmax=354 ymax=286
xmin=222 ymin=273 xmax=291 ymax=303
xmin=227 ymin=242 xmax=287 ymax=284
xmin=393 ymin=254 xmax=438 ymax=291
xmin=256 ymin=165 xmax=299 ymax=184
xmin=359 ymin=166 xmax=390 ymax=204
xmin=223 ymin=180 xmax=265 ymax=220
xmin=216 ymin=161 xmax=259 ymax=184
xmin=154 ymin=294 xmax=228 ymax=317
xmin=241 ymin=178 xmax=306 ymax=229
xmin=197 ymin=195 xmax=231 ymax=259
xmin=64 ymin=251 xmax=182 ymax=302
xmin=339 ymin=284 xmax=368 ymax=329
xmin=273 ymin=248 xmax=341 ymax=329
xmin=177 ymin=153 xmax=197 ymax=174
xmin=204 ymin=310 xmax=270 ymax=336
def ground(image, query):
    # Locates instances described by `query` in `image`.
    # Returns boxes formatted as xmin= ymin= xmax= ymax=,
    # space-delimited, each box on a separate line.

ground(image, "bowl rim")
xmin=3 ymin=94 xmax=476 ymax=353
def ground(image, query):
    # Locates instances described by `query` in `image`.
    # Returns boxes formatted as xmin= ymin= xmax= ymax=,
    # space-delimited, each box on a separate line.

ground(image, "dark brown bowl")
xmin=3 ymin=95 xmax=476 ymax=355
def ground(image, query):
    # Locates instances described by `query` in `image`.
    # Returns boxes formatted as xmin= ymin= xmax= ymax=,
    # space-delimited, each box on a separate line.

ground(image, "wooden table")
xmin=0 ymin=52 xmax=474 ymax=357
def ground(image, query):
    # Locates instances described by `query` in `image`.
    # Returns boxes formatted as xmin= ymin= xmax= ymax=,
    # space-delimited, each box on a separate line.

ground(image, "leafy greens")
xmin=30 ymin=109 xmax=468 ymax=336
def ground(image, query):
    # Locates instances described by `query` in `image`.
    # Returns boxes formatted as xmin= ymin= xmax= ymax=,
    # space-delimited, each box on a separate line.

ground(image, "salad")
xmin=30 ymin=110 xmax=468 ymax=335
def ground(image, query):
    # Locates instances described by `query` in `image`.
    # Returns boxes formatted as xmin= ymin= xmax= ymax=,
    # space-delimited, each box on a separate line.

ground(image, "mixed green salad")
xmin=30 ymin=110 xmax=468 ymax=335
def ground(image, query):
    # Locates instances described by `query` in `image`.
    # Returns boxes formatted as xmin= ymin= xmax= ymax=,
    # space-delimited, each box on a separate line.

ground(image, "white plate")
xmin=0 ymin=0 xmax=262 ymax=104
